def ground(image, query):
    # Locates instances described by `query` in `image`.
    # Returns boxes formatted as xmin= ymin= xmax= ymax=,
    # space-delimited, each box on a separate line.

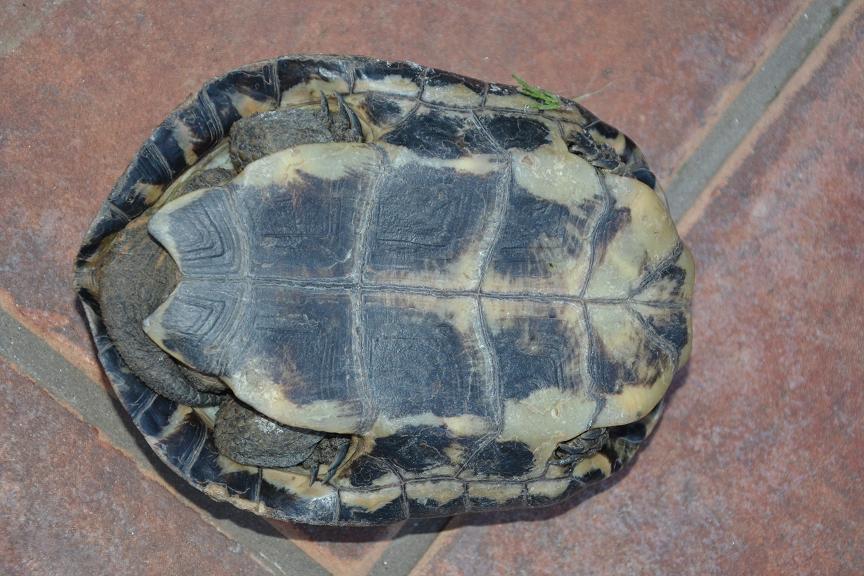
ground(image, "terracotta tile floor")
xmin=1 ymin=1 xmax=861 ymax=574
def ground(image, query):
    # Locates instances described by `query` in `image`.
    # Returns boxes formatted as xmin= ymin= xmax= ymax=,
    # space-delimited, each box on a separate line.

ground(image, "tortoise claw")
xmin=309 ymin=461 xmax=321 ymax=487
xmin=322 ymin=440 xmax=350 ymax=484
xmin=335 ymin=93 xmax=363 ymax=142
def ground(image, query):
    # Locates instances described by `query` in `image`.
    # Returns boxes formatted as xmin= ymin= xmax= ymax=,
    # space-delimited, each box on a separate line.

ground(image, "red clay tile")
xmin=0 ymin=358 xmax=272 ymax=576
xmin=413 ymin=6 xmax=864 ymax=576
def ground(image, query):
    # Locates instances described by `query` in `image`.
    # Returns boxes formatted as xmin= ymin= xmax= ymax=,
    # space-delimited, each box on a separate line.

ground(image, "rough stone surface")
xmin=0 ymin=358 xmax=270 ymax=576
xmin=412 ymin=5 xmax=864 ymax=575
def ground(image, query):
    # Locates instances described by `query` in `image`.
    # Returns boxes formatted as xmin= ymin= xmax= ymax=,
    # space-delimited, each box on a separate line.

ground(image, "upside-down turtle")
xmin=75 ymin=55 xmax=694 ymax=525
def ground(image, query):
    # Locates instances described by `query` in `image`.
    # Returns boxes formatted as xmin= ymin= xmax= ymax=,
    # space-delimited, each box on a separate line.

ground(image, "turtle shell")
xmin=76 ymin=55 xmax=694 ymax=526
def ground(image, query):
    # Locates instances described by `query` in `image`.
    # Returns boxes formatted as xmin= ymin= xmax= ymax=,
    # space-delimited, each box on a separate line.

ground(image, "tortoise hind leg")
xmin=99 ymin=217 xmax=224 ymax=406
xmin=214 ymin=398 xmax=324 ymax=468
xmin=214 ymin=398 xmax=351 ymax=484
xmin=228 ymin=91 xmax=365 ymax=170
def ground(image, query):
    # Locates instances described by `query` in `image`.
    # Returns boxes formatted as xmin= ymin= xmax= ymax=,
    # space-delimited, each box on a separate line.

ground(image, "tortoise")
xmin=75 ymin=55 xmax=694 ymax=526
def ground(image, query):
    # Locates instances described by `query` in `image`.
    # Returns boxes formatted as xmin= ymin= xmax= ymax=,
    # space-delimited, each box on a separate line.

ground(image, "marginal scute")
xmin=277 ymin=56 xmax=351 ymax=106
xmin=353 ymin=59 xmax=425 ymax=96
xmin=422 ymin=69 xmax=486 ymax=107
xmin=475 ymin=112 xmax=554 ymax=152
xmin=348 ymin=92 xmax=416 ymax=137
xmin=485 ymin=83 xmax=544 ymax=111
xmin=635 ymin=245 xmax=696 ymax=304
xmin=382 ymin=106 xmax=499 ymax=159
xmin=467 ymin=482 xmax=524 ymax=508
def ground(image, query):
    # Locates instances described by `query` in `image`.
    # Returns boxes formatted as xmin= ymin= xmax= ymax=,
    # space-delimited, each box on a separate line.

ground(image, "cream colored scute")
xmin=235 ymin=142 xmax=380 ymax=189
xmin=468 ymin=481 xmax=523 ymax=504
xmin=585 ymin=173 xmax=681 ymax=299
xmin=341 ymin=487 xmax=402 ymax=513
xmin=280 ymin=77 xmax=351 ymax=106
xmin=224 ymin=363 xmax=364 ymax=434
xmin=422 ymin=82 xmax=484 ymax=107
xmin=406 ymin=480 xmax=464 ymax=506
xmin=354 ymin=73 xmax=422 ymax=97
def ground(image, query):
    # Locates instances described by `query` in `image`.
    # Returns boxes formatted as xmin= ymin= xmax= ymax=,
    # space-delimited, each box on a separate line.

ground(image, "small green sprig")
xmin=513 ymin=74 xmax=562 ymax=110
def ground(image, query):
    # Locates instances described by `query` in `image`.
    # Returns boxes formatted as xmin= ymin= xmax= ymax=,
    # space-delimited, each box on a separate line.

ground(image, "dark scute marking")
xmin=371 ymin=425 xmax=457 ymax=473
xmin=205 ymin=64 xmax=279 ymax=129
xmin=642 ymin=310 xmax=689 ymax=355
xmin=609 ymin=419 xmax=648 ymax=446
xmin=487 ymin=83 xmax=521 ymax=97
xmin=135 ymin=394 xmax=177 ymax=437
xmin=280 ymin=57 xmax=350 ymax=91
xmin=631 ymin=168 xmax=657 ymax=189
xmin=425 ymin=69 xmax=485 ymax=92
xmin=214 ymin=398 xmax=324 ymax=468
xmin=244 ymin=169 xmax=372 ymax=278
xmin=589 ymin=120 xmax=620 ymax=141
xmin=382 ymin=108 xmax=497 ymax=159
xmin=260 ymin=477 xmax=338 ymax=523
xmin=222 ymin=467 xmax=261 ymax=501
xmin=620 ymin=135 xmax=645 ymax=168
xmin=575 ymin=465 xmax=606 ymax=484
xmin=466 ymin=441 xmax=535 ymax=478
xmin=122 ymin=382 xmax=157 ymax=422
xmin=248 ymin=289 xmax=356 ymax=406
xmin=348 ymin=457 xmax=394 ymax=488
xmin=364 ymin=304 xmax=488 ymax=418
xmin=338 ymin=493 xmax=406 ymax=524
xmin=107 ymin=153 xmax=167 ymax=218
xmin=589 ymin=337 xmax=636 ymax=395
xmin=423 ymin=70 xmax=485 ymax=103
xmin=640 ymin=263 xmax=687 ymax=300
xmin=354 ymin=59 xmax=424 ymax=86
xmin=361 ymin=93 xmax=406 ymax=126
xmin=187 ymin=438 xmax=225 ymax=486
xmin=153 ymin=93 xmax=228 ymax=177
xmin=367 ymin=163 xmax=498 ymax=270
xmin=158 ymin=411 xmax=207 ymax=472
xmin=492 ymin=316 xmax=578 ymax=400
xmin=277 ymin=57 xmax=352 ymax=95
xmin=491 ymin=188 xmax=593 ymax=278
xmin=589 ymin=328 xmax=667 ymax=395
xmin=478 ymin=114 xmax=550 ymax=151
xmin=593 ymin=205 xmax=632 ymax=267
xmin=407 ymin=483 xmax=467 ymax=518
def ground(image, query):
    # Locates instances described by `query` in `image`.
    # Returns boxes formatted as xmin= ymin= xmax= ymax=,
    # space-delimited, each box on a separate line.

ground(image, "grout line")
xmin=665 ymin=0 xmax=852 ymax=221
xmin=0 ymin=307 xmax=328 ymax=576
xmin=678 ymin=0 xmax=862 ymax=236
xmin=366 ymin=518 xmax=451 ymax=576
